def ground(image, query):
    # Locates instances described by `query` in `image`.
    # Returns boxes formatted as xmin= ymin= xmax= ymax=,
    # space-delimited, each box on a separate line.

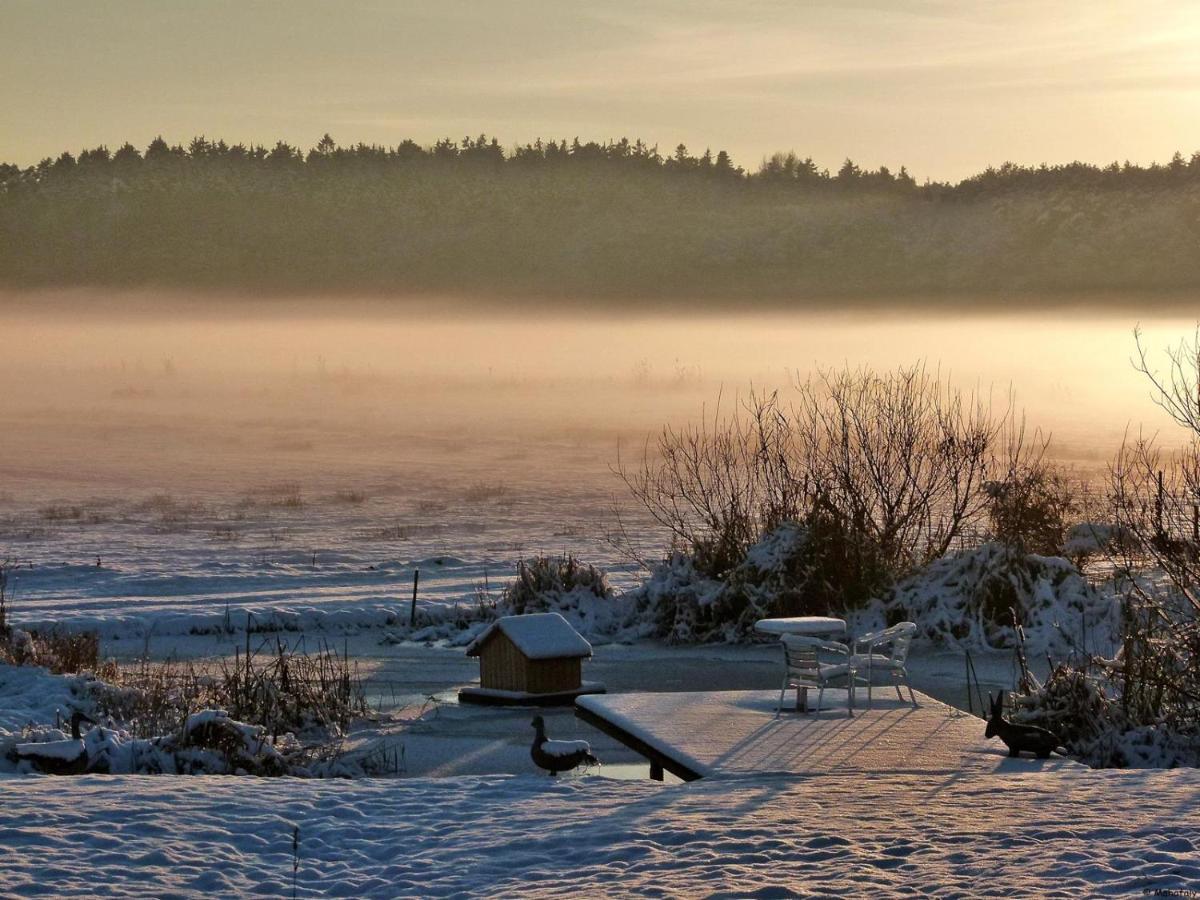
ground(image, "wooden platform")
xmin=576 ymin=689 xmax=1082 ymax=782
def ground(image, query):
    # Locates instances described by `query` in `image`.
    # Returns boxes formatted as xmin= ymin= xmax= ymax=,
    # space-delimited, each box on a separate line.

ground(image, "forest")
xmin=3 ymin=133 xmax=1200 ymax=305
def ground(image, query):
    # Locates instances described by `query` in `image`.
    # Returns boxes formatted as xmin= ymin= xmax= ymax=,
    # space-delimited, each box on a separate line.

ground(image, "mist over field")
xmin=1 ymin=292 xmax=1192 ymax=512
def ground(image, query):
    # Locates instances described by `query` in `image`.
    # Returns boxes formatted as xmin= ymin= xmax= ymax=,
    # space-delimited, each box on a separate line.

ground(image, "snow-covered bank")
xmin=0 ymin=767 xmax=1196 ymax=897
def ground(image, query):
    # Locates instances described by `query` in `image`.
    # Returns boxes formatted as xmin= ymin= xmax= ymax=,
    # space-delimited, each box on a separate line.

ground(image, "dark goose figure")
xmin=530 ymin=715 xmax=598 ymax=776
xmin=14 ymin=711 xmax=95 ymax=775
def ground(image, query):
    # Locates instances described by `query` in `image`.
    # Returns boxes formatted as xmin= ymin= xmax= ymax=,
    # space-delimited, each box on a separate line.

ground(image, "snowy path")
xmin=0 ymin=768 xmax=1196 ymax=897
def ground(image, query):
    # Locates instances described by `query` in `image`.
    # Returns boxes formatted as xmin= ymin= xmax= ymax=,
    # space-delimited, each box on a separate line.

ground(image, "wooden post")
xmin=410 ymin=568 xmax=420 ymax=627
xmin=649 ymin=761 xmax=664 ymax=782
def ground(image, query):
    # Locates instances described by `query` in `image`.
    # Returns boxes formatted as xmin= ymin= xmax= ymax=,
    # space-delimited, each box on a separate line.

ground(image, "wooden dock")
xmin=576 ymin=689 xmax=1081 ymax=782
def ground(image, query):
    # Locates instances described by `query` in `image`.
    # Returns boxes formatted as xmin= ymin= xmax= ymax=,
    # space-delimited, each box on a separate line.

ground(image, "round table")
xmin=753 ymin=616 xmax=847 ymax=637
xmin=754 ymin=616 xmax=852 ymax=713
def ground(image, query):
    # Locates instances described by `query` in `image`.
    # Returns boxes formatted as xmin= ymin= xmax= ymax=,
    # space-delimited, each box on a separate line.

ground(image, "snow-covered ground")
xmin=1 ymin=767 xmax=1196 ymax=897
xmin=0 ymin=450 xmax=652 ymax=640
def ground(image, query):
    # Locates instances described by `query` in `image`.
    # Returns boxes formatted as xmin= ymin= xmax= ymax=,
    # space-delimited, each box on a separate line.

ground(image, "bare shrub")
xmin=102 ymin=638 xmax=369 ymax=741
xmin=28 ymin=628 xmax=107 ymax=675
xmin=985 ymin=425 xmax=1075 ymax=555
xmin=242 ymin=482 xmax=304 ymax=509
xmin=40 ymin=504 xmax=83 ymax=522
xmin=618 ymin=388 xmax=801 ymax=579
xmin=619 ymin=365 xmax=1008 ymax=617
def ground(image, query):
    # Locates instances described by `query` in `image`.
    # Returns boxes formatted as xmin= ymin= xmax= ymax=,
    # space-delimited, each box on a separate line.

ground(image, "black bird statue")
xmin=530 ymin=715 xmax=598 ymax=776
xmin=985 ymin=692 xmax=1062 ymax=759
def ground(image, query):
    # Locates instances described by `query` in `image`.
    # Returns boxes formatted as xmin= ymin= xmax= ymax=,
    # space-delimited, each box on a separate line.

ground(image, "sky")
xmin=3 ymin=0 xmax=1200 ymax=181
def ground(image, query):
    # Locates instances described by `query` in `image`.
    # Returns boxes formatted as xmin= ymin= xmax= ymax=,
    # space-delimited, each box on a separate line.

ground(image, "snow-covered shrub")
xmin=627 ymin=521 xmax=891 ymax=643
xmin=1008 ymin=332 xmax=1200 ymax=769
xmin=1062 ymin=522 xmax=1132 ymax=562
xmin=885 ymin=542 xmax=1116 ymax=654
xmin=1014 ymin=662 xmax=1200 ymax=768
xmin=503 ymin=555 xmax=610 ymax=612
xmin=499 ymin=555 xmax=626 ymax=636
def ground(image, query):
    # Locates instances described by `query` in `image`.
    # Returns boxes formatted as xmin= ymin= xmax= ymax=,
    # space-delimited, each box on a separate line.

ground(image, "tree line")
xmin=3 ymin=133 xmax=1200 ymax=303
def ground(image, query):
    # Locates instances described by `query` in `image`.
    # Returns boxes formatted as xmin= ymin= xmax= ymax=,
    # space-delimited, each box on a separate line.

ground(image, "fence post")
xmin=410 ymin=569 xmax=420 ymax=627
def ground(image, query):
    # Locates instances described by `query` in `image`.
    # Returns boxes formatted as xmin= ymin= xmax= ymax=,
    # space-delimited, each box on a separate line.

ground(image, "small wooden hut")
xmin=459 ymin=613 xmax=605 ymax=706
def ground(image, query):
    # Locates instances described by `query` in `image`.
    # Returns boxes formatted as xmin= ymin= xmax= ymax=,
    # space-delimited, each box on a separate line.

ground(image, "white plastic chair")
xmin=776 ymin=634 xmax=855 ymax=717
xmin=851 ymin=621 xmax=918 ymax=708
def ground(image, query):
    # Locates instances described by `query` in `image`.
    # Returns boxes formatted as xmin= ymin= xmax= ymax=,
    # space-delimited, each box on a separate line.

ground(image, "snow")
xmin=465 ymin=613 xmax=592 ymax=660
xmin=541 ymin=738 xmax=592 ymax=758
xmin=0 ymin=663 xmax=92 ymax=732
xmin=0 ymin=768 xmax=1196 ymax=897
xmin=14 ymin=738 xmax=84 ymax=761
xmin=885 ymin=542 xmax=1118 ymax=655
xmin=753 ymin=616 xmax=847 ymax=636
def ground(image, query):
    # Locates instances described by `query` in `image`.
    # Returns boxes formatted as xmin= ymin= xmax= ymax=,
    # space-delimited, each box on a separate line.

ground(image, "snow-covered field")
xmin=1 ymin=767 xmax=1196 ymax=897
xmin=0 ymin=437 xmax=654 ymax=640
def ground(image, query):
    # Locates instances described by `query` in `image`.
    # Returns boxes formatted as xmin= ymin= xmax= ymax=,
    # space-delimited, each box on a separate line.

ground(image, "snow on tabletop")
xmin=542 ymin=739 xmax=592 ymax=758
xmin=465 ymin=612 xmax=592 ymax=659
xmin=753 ymin=616 xmax=847 ymax=635
xmin=0 ymin=768 xmax=1196 ymax=897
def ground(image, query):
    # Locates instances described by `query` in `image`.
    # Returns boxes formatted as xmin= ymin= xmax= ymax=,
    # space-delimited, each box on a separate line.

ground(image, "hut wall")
xmin=478 ymin=632 xmax=527 ymax=692
xmin=526 ymin=657 xmax=582 ymax=694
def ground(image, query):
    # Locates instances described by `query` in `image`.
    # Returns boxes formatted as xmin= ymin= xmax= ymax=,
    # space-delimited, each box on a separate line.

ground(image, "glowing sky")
xmin=4 ymin=0 xmax=1200 ymax=180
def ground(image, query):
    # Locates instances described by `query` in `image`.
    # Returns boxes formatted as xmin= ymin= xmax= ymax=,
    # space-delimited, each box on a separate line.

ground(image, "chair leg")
xmin=816 ymin=685 xmax=824 ymax=714
xmin=895 ymin=684 xmax=904 ymax=702
xmin=908 ymin=683 xmax=918 ymax=708
xmin=777 ymin=678 xmax=788 ymax=718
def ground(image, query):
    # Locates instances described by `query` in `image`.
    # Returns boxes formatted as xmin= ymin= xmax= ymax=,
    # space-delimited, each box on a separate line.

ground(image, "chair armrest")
xmin=853 ymin=629 xmax=884 ymax=653
xmin=783 ymin=635 xmax=849 ymax=655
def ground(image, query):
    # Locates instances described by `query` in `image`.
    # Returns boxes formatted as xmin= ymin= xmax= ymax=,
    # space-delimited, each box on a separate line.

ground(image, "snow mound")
xmin=885 ymin=543 xmax=1117 ymax=654
xmin=0 ymin=663 xmax=97 ymax=733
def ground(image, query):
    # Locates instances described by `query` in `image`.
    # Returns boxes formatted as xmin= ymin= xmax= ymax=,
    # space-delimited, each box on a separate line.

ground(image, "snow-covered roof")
xmin=465 ymin=613 xmax=592 ymax=660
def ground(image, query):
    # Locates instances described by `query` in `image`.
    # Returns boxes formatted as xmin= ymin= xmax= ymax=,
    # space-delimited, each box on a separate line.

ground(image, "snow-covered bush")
xmin=499 ymin=555 xmax=627 ymax=636
xmin=884 ymin=542 xmax=1116 ymax=654
xmin=627 ymin=521 xmax=890 ymax=642
xmin=1014 ymin=662 xmax=1200 ymax=768
xmin=1062 ymin=522 xmax=1132 ymax=562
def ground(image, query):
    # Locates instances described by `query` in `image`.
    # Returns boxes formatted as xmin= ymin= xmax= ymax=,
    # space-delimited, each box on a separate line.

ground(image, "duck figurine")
xmin=530 ymin=715 xmax=598 ymax=776
xmin=14 ymin=711 xmax=96 ymax=775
